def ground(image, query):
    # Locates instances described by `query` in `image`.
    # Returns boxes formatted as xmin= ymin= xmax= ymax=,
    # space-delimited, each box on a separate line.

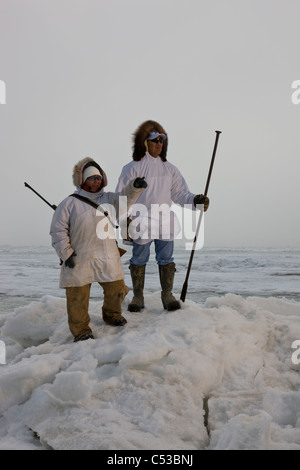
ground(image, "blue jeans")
xmin=130 ymin=240 xmax=174 ymax=266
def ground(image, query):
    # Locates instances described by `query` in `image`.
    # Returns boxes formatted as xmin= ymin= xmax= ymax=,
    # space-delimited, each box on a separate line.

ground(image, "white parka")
xmin=50 ymin=180 xmax=143 ymax=288
xmin=115 ymin=152 xmax=197 ymax=244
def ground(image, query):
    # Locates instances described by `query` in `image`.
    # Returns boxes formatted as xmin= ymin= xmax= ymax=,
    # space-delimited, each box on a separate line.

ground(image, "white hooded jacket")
xmin=50 ymin=160 xmax=144 ymax=288
xmin=115 ymin=152 xmax=196 ymax=244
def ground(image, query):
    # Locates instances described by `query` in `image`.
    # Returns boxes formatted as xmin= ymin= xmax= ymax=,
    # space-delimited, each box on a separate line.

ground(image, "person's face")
xmin=147 ymin=136 xmax=164 ymax=158
xmin=82 ymin=175 xmax=102 ymax=193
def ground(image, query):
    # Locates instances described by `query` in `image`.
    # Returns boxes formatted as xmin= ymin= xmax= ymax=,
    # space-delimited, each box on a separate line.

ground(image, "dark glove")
xmin=194 ymin=194 xmax=210 ymax=212
xmin=65 ymin=252 xmax=76 ymax=268
xmin=134 ymin=176 xmax=147 ymax=188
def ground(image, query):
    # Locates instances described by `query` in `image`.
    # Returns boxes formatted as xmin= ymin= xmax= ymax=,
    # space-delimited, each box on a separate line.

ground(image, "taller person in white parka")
xmin=115 ymin=120 xmax=209 ymax=313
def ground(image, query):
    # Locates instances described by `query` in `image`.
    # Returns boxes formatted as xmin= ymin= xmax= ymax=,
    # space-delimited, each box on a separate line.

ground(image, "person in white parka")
xmin=115 ymin=120 xmax=209 ymax=313
xmin=50 ymin=157 xmax=147 ymax=342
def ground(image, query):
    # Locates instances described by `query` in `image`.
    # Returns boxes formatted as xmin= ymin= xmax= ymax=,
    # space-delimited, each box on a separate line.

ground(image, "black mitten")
xmin=65 ymin=252 xmax=77 ymax=268
xmin=194 ymin=194 xmax=210 ymax=212
xmin=134 ymin=177 xmax=147 ymax=188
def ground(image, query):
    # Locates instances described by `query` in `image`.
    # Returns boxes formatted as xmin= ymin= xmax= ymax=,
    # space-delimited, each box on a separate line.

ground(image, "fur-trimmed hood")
xmin=132 ymin=120 xmax=168 ymax=161
xmin=72 ymin=157 xmax=108 ymax=189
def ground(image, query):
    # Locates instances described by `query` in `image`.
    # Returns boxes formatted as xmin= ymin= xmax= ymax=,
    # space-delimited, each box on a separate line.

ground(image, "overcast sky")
xmin=0 ymin=0 xmax=299 ymax=248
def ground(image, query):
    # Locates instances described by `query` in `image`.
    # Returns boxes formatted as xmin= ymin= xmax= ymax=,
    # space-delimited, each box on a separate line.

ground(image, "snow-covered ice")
xmin=1 ymin=291 xmax=300 ymax=450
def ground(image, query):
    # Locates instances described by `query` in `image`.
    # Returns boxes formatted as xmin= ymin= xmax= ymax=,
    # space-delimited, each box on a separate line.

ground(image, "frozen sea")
xmin=0 ymin=245 xmax=300 ymax=451
xmin=1 ymin=244 xmax=300 ymax=314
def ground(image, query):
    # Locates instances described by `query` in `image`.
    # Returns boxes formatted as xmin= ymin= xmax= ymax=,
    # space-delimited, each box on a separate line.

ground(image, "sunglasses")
xmin=86 ymin=175 xmax=102 ymax=181
xmin=149 ymin=137 xmax=164 ymax=144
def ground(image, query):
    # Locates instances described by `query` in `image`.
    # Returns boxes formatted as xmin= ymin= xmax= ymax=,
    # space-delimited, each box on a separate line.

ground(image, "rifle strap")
xmin=69 ymin=193 xmax=104 ymax=211
xmin=69 ymin=193 xmax=118 ymax=227
xmin=69 ymin=194 xmax=126 ymax=257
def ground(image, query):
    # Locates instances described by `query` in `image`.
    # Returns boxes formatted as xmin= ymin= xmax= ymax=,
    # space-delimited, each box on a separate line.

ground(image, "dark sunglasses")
xmin=86 ymin=175 xmax=102 ymax=181
xmin=149 ymin=137 xmax=164 ymax=144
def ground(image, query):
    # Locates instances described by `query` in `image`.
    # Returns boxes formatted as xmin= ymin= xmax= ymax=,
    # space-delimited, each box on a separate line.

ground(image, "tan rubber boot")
xmin=100 ymin=280 xmax=129 ymax=326
xmin=159 ymin=263 xmax=181 ymax=311
xmin=65 ymin=284 xmax=94 ymax=341
xmin=128 ymin=264 xmax=146 ymax=312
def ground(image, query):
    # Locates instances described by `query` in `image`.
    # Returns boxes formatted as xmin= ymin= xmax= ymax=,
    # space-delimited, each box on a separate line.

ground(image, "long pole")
xmin=180 ymin=130 xmax=222 ymax=302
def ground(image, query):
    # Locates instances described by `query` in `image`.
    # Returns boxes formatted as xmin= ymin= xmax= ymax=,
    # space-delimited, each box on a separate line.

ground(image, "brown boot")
xmin=128 ymin=264 xmax=145 ymax=312
xmin=102 ymin=312 xmax=127 ymax=326
xmin=65 ymin=284 xmax=93 ymax=340
xmin=159 ymin=263 xmax=181 ymax=311
xmin=100 ymin=280 xmax=129 ymax=326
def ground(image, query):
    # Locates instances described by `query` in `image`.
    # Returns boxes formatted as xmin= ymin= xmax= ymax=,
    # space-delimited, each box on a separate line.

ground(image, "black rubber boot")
xmin=159 ymin=263 xmax=181 ymax=311
xmin=128 ymin=264 xmax=146 ymax=312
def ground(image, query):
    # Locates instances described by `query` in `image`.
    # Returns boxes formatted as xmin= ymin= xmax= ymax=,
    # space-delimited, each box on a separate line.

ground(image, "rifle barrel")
xmin=24 ymin=182 xmax=57 ymax=210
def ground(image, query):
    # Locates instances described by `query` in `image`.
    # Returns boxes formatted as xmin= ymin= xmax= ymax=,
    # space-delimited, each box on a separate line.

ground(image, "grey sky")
xmin=0 ymin=0 xmax=299 ymax=247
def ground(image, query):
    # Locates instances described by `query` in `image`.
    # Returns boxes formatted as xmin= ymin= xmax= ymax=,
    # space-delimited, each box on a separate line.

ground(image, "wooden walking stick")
xmin=180 ymin=130 xmax=222 ymax=302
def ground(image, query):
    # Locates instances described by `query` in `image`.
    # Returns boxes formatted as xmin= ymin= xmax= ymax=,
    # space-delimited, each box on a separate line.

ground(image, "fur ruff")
xmin=72 ymin=157 xmax=108 ymax=188
xmin=132 ymin=120 xmax=168 ymax=161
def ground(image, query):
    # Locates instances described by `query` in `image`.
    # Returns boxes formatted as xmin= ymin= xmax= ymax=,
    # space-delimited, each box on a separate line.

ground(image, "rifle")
xmin=24 ymin=182 xmax=126 ymax=256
